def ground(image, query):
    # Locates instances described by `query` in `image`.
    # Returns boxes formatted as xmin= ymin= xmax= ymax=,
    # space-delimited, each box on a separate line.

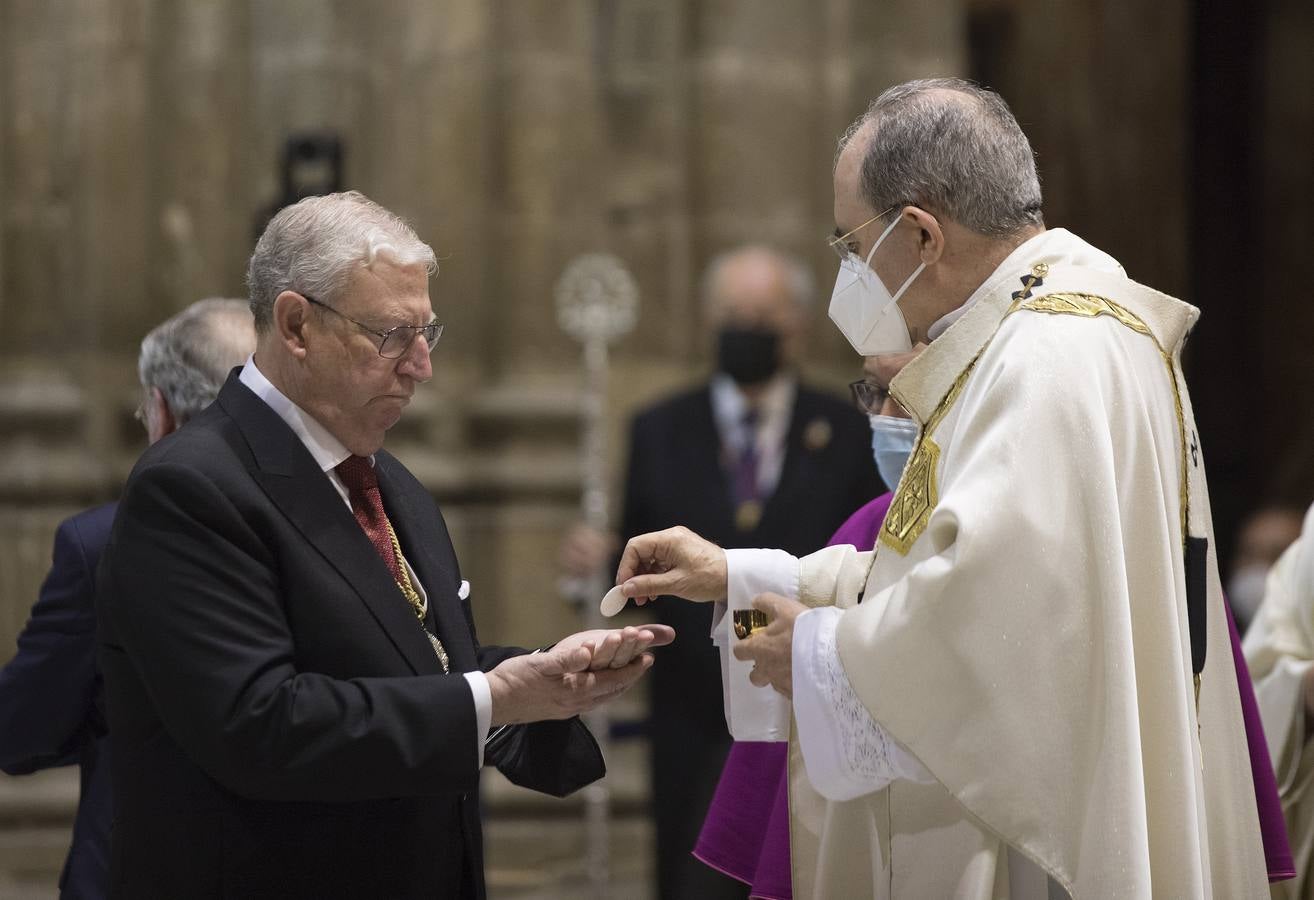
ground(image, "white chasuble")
xmin=1244 ymin=504 xmax=1314 ymax=899
xmin=719 ymin=230 xmax=1268 ymax=899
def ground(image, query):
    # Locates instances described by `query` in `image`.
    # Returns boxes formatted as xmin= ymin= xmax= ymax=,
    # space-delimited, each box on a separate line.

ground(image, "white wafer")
xmin=599 ymin=585 xmax=628 ymax=617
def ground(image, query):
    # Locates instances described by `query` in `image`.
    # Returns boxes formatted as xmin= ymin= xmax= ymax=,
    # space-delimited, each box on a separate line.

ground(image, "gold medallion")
xmin=735 ymin=499 xmax=763 ymax=532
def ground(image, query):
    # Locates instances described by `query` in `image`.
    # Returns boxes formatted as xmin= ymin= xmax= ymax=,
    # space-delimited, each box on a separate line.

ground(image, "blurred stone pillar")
xmin=485 ymin=0 xmax=610 ymax=376
xmin=1000 ymin=0 xmax=1190 ymax=296
xmin=692 ymin=0 xmax=966 ymax=375
xmin=350 ymin=0 xmax=495 ymax=422
xmin=1259 ymin=0 xmax=1314 ymax=505
xmin=0 ymin=0 xmax=155 ymax=637
xmin=146 ymin=1 xmax=253 ymax=321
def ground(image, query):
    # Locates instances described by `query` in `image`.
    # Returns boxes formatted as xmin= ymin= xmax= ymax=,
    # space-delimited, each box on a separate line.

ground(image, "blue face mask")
xmin=869 ymin=414 xmax=919 ymax=490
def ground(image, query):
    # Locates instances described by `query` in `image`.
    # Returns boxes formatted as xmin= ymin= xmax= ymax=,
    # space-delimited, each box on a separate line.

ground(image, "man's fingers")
xmin=589 ymin=632 xmax=622 ymax=669
xmin=620 ymin=573 xmax=678 ymax=601
xmin=635 ymin=624 xmax=676 ymax=647
xmin=751 ymin=592 xmax=789 ymax=616
xmin=732 ymin=637 xmax=760 ymax=662
xmin=541 ymin=644 xmax=592 ymax=676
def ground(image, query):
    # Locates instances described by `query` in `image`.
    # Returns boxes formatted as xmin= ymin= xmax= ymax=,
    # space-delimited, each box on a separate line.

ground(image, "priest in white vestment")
xmin=615 ymin=78 xmax=1268 ymax=899
xmin=1245 ymin=504 xmax=1314 ymax=898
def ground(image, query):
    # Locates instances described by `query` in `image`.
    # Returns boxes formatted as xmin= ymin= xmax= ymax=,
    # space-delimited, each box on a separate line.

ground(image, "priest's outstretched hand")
xmin=615 ymin=525 xmax=728 ymax=604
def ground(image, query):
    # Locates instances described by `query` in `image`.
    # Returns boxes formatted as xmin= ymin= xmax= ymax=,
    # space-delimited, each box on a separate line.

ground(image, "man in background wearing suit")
xmin=563 ymin=245 xmax=879 ymax=899
xmin=0 ymin=297 xmax=256 ymax=899
xmin=97 ymin=191 xmax=669 ymax=900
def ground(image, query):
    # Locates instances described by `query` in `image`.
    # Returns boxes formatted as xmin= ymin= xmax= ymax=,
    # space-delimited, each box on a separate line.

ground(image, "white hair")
xmin=246 ymin=191 xmax=438 ymax=332
xmin=701 ymin=245 xmax=816 ymax=314
xmin=837 ymin=78 xmax=1043 ymax=237
xmin=137 ymin=298 xmax=256 ymax=423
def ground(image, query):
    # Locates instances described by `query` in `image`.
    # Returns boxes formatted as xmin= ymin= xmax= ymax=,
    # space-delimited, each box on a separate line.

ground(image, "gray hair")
xmin=246 ymin=190 xmax=438 ymax=332
xmin=838 ymin=78 xmax=1043 ymax=237
xmin=701 ymin=245 xmax=817 ymax=314
xmin=138 ymin=298 xmax=256 ymax=424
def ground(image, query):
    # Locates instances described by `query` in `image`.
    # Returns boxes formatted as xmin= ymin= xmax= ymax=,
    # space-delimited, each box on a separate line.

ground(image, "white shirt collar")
xmin=710 ymin=372 xmax=796 ymax=437
xmin=926 ymin=227 xmax=1125 ymax=341
xmin=238 ymin=355 xmax=358 ymax=473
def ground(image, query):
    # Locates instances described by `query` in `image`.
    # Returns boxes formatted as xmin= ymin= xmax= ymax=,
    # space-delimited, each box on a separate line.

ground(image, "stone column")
xmin=145 ymin=1 xmax=253 ymax=320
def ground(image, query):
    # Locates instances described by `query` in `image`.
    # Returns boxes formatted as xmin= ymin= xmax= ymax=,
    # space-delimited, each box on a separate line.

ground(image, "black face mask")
xmin=716 ymin=326 xmax=781 ymax=386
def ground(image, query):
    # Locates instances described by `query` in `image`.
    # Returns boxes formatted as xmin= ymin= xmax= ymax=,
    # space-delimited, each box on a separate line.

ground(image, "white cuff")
xmin=714 ymin=548 xmax=799 ymax=742
xmin=793 ymin=606 xmax=932 ymax=800
xmin=463 ymin=670 xmax=492 ymax=768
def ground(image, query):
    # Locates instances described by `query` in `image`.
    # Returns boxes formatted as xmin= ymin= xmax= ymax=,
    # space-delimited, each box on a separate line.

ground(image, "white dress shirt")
xmin=708 ymin=372 xmax=796 ymax=499
xmin=239 ymin=356 xmax=492 ymax=765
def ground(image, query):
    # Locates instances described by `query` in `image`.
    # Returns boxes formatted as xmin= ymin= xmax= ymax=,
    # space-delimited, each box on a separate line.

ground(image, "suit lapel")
xmin=218 ymin=377 xmax=444 ymax=677
xmin=375 ymin=460 xmax=478 ymax=673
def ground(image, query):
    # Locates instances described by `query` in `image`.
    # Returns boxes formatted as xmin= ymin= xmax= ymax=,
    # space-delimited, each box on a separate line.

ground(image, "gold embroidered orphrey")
xmin=880 ymin=263 xmax=1047 ymax=555
xmin=880 ymin=267 xmax=1191 ymax=565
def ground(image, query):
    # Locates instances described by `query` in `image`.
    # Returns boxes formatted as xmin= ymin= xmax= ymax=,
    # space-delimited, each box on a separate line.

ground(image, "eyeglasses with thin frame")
xmin=827 ymin=205 xmax=899 ymax=264
xmin=849 ymin=379 xmax=893 ymax=416
xmin=302 ymin=295 xmax=444 ymax=359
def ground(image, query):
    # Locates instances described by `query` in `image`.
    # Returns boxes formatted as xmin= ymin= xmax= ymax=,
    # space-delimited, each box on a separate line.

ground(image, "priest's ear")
xmin=271 ymin=290 xmax=315 ymax=360
xmin=904 ymin=206 xmax=946 ymax=267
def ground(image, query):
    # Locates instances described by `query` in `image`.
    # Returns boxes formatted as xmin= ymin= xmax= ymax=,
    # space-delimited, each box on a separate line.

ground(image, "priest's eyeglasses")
xmin=304 ymin=295 xmax=444 ymax=359
xmin=828 ymin=205 xmax=898 ymax=264
xmin=849 ymin=379 xmax=892 ymax=415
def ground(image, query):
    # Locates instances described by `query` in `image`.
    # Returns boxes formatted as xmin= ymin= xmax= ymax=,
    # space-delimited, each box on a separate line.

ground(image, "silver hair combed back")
xmin=246 ymin=191 xmax=438 ymax=332
xmin=701 ymin=245 xmax=817 ymax=313
xmin=137 ymin=298 xmax=257 ymax=424
xmin=838 ymin=78 xmax=1043 ymax=237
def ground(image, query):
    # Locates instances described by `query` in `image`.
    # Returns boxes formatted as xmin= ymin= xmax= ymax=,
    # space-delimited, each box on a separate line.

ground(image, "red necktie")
xmin=336 ymin=455 xmax=405 ymax=585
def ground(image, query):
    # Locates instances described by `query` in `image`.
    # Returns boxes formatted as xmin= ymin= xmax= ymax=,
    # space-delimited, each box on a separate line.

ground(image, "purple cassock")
xmin=694 ymin=493 xmax=1293 ymax=899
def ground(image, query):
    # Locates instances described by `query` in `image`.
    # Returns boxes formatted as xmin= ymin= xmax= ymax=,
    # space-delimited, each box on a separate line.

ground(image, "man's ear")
xmin=271 ymin=290 xmax=313 ymax=360
xmin=907 ymin=206 xmax=946 ymax=266
xmin=147 ymin=386 xmax=177 ymax=443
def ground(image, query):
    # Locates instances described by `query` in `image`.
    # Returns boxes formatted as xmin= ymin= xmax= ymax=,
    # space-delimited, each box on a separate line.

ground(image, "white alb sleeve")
xmin=793 ymin=607 xmax=933 ymax=800
xmin=711 ymin=548 xmax=800 ymax=741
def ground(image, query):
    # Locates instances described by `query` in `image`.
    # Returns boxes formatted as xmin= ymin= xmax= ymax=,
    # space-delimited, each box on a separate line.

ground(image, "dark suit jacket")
xmin=97 ymin=373 xmax=601 ymax=900
xmin=620 ymin=380 xmax=880 ymax=898
xmin=0 ymin=502 xmax=117 ymax=900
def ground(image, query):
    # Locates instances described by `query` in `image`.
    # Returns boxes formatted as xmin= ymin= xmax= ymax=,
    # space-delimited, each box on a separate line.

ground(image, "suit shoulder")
xmin=793 ymin=383 xmax=868 ymax=434
xmin=629 ymin=384 xmax=711 ymax=429
xmin=62 ymin=502 xmax=117 ymax=539
xmin=795 ymin=383 xmax=859 ymax=416
xmin=131 ymin=408 xmax=245 ymax=477
xmin=60 ymin=502 xmax=118 ymax=562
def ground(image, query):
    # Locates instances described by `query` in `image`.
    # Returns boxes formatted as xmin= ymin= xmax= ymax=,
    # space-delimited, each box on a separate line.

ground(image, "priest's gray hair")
xmin=246 ymin=191 xmax=438 ymax=333
xmin=701 ymin=245 xmax=816 ymax=314
xmin=138 ymin=298 xmax=256 ymax=424
xmin=839 ymin=78 xmax=1043 ymax=237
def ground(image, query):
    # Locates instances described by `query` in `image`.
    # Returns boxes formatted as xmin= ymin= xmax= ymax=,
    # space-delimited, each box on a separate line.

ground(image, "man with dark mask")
xmin=561 ymin=244 xmax=878 ymax=899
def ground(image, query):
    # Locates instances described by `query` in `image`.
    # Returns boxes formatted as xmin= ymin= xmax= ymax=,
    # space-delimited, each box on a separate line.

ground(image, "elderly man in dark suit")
xmin=0 ymin=297 xmax=256 ymax=899
xmin=563 ymin=246 xmax=879 ymax=899
xmin=97 ymin=191 xmax=669 ymax=900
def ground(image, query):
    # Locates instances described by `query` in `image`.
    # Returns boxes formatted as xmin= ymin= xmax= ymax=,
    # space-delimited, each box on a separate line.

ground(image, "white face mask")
xmin=828 ymin=215 xmax=925 ymax=356
xmin=868 ymin=414 xmax=919 ymax=491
